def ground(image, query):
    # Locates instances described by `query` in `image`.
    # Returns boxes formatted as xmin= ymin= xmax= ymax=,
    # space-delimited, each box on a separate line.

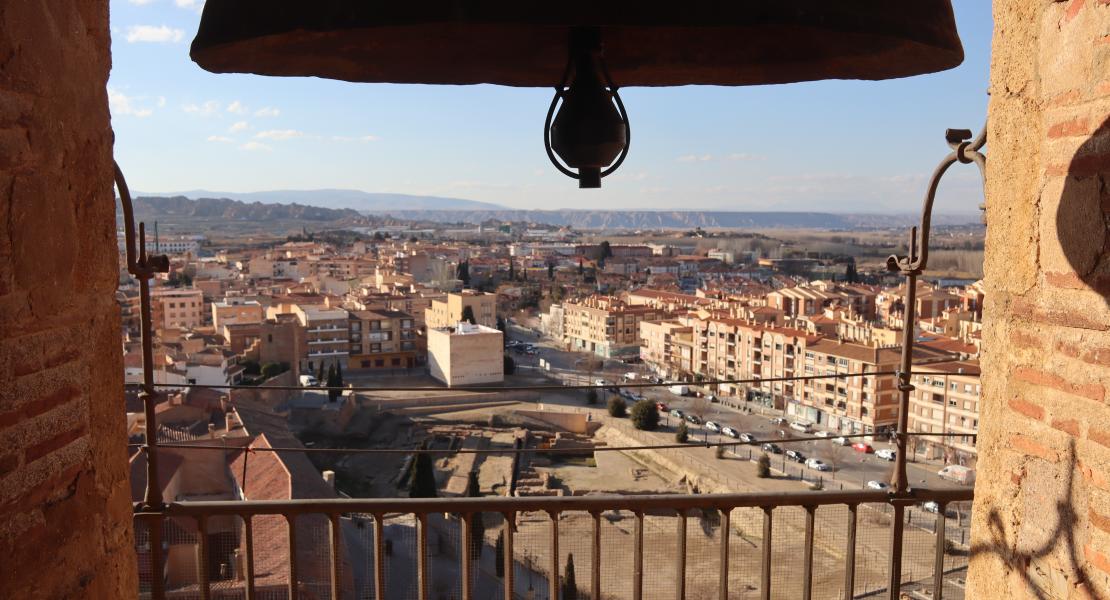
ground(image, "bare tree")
xmin=822 ymin=441 xmax=849 ymax=480
xmin=690 ymin=396 xmax=712 ymax=422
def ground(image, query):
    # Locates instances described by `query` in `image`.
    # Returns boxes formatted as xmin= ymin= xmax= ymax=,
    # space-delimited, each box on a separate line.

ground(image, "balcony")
xmin=134 ymin=488 xmax=972 ymax=600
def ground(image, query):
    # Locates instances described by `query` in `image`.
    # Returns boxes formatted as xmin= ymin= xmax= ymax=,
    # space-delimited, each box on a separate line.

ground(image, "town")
xmin=119 ymin=222 xmax=982 ymax=598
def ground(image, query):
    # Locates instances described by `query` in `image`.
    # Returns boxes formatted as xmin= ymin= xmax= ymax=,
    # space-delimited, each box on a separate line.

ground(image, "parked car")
xmin=786 ymin=450 xmax=806 ymax=463
xmin=628 ymin=393 xmax=645 ymax=402
xmin=705 ymin=420 xmax=721 ymax=432
xmin=593 ymin=378 xmax=607 ymax=386
xmin=769 ymin=417 xmax=787 ymax=425
xmin=707 ymin=394 xmax=718 ymax=403
xmin=761 ymin=443 xmax=783 ymax=454
xmin=739 ymin=432 xmax=756 ymax=443
xmin=656 ymin=402 xmax=669 ymax=412
xmin=623 ymin=372 xmax=638 ymax=381
xmin=852 ymin=442 xmax=874 ymax=453
xmin=685 ymin=414 xmax=701 ymax=425
xmin=922 ymin=501 xmax=942 ymax=514
xmin=866 ymin=480 xmax=890 ymax=491
xmin=298 ymin=375 xmax=319 ymax=387
xmin=722 ymin=426 xmax=739 ymax=438
xmin=789 ymin=421 xmax=812 ymax=433
xmin=831 ymin=436 xmax=851 ymax=446
xmin=669 ymin=385 xmax=690 ymax=396
xmin=805 ymin=458 xmax=830 ymax=471
xmin=669 ymin=409 xmax=684 ymax=419
xmin=876 ymin=448 xmax=897 ymax=461
xmin=813 ymin=430 xmax=831 ymax=438
xmin=777 ymin=429 xmax=790 ymax=439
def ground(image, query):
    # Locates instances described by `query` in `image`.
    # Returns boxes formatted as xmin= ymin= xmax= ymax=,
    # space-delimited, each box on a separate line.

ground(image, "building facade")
xmin=427 ymin=323 xmax=504 ymax=387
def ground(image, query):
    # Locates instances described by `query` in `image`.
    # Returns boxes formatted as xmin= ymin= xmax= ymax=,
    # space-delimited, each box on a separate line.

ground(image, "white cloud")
xmin=229 ymin=121 xmax=249 ymax=133
xmin=253 ymin=106 xmax=280 ymax=118
xmin=175 ymin=0 xmax=205 ymax=11
xmin=677 ymin=154 xmax=713 ymax=163
xmin=207 ymin=135 xmax=234 ymax=143
xmin=255 ymin=129 xmax=303 ymax=141
xmin=108 ymin=87 xmax=154 ymax=118
xmin=156 ymin=96 xmax=166 ymax=108
xmin=240 ymin=141 xmax=271 ymax=152
xmin=726 ymin=153 xmax=764 ymax=161
xmin=182 ymin=100 xmax=221 ymax=116
xmin=226 ymin=100 xmax=247 ymax=115
xmin=125 ymin=25 xmax=184 ymax=43
xmin=128 ymin=0 xmax=156 ymax=5
xmin=330 ymin=134 xmax=380 ymax=142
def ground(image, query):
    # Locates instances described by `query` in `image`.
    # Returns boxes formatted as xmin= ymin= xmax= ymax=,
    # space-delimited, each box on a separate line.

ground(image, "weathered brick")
xmin=1065 ymin=0 xmax=1086 ymax=22
xmin=1052 ymin=418 xmax=1082 ymax=437
xmin=1091 ymin=427 xmax=1110 ymax=450
xmin=1079 ymin=459 xmax=1110 ymax=491
xmin=1010 ymin=434 xmax=1061 ymax=463
xmin=0 ymin=384 xmax=79 ymax=430
xmin=1011 ymin=297 xmax=1110 ymax=331
xmin=1014 ymin=367 xmax=1105 ymax=402
xmin=1011 ymin=330 xmax=1044 ymax=349
xmin=1091 ymin=508 xmax=1110 ymax=535
xmin=1084 ymin=544 xmax=1110 ymax=576
xmin=23 ymin=425 xmax=86 ymax=463
xmin=1048 ymin=116 xmax=1091 ymax=138
xmin=1009 ymin=397 xmax=1046 ymax=421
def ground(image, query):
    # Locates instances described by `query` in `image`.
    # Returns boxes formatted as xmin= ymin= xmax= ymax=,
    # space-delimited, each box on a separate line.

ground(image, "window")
xmin=391 ymin=358 xmax=401 ymax=366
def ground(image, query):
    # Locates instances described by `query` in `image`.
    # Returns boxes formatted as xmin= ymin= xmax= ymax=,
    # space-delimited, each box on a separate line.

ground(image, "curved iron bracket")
xmin=886 ymin=123 xmax=987 ymax=275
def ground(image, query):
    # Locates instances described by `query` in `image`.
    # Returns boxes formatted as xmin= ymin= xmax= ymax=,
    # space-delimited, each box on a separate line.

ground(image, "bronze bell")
xmin=191 ymin=1 xmax=964 ymax=187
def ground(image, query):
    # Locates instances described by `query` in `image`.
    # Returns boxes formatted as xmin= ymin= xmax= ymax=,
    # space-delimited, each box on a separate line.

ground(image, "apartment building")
xmin=425 ymin=290 xmax=497 ymax=329
xmin=151 ymin=286 xmax=205 ymax=331
xmin=692 ymin=319 xmax=818 ymax=404
xmin=563 ymin=295 xmax=665 ymax=359
xmin=908 ymin=360 xmax=981 ymax=465
xmin=211 ymin=296 xmax=264 ymax=329
xmin=293 ymin=305 xmax=350 ymax=372
xmin=427 ymin=322 xmax=504 ymax=387
xmin=348 ymin=309 xmax=421 ymax=370
xmin=639 ymin=319 xmax=694 ymax=379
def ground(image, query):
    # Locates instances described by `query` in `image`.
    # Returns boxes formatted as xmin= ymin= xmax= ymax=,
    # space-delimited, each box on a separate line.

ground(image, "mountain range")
xmin=136 ymin=189 xmax=505 ymax=211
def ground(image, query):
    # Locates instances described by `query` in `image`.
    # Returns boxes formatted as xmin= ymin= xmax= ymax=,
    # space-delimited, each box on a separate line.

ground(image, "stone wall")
xmin=0 ymin=2 xmax=137 ymax=599
xmin=969 ymin=1 xmax=1110 ymax=598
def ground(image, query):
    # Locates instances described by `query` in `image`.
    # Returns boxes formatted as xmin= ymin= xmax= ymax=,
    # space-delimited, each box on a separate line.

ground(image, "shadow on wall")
xmin=1056 ymin=117 xmax=1110 ymax=304
xmin=970 ymin=118 xmax=1110 ymax=600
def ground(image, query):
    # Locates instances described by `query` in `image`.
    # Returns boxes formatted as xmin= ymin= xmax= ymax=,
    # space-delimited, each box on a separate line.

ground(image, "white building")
xmin=427 ymin=322 xmax=504 ymax=387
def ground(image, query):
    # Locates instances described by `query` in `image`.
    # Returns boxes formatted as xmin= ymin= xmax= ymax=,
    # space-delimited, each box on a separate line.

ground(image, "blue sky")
xmin=108 ymin=1 xmax=992 ymax=213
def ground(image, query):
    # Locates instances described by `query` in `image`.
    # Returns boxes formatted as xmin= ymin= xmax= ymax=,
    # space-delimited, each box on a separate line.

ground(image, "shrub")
xmin=756 ymin=453 xmax=771 ymax=478
xmin=675 ymin=421 xmax=689 ymax=443
xmin=586 ymin=389 xmax=599 ymax=405
xmin=630 ymin=399 xmax=659 ymax=431
xmin=715 ymin=445 xmax=725 ymax=459
xmin=607 ymin=396 xmax=627 ymax=418
xmin=503 ymin=354 xmax=516 ymax=375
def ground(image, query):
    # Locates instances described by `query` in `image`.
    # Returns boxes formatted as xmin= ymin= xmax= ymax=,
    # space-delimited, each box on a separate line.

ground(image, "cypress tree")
xmin=563 ymin=553 xmax=578 ymax=600
xmin=409 ymin=453 xmax=438 ymax=498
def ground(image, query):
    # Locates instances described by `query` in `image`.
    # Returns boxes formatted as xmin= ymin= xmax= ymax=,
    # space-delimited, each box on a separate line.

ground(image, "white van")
xmin=789 ymin=421 xmax=812 ymax=433
xmin=299 ymin=374 xmax=319 ymax=387
xmin=937 ymin=465 xmax=976 ymax=485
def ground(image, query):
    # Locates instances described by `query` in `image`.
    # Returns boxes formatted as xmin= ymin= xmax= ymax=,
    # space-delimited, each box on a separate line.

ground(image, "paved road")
xmin=506 ymin=326 xmax=966 ymax=492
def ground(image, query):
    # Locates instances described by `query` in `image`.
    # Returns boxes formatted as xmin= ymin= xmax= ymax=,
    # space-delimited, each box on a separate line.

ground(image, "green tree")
xmin=845 ymin=262 xmax=859 ymax=284
xmin=675 ymin=421 xmax=689 ymax=443
xmin=456 ymin=260 xmax=471 ymax=285
xmin=547 ymin=263 xmax=555 ymax=280
xmin=461 ymin=305 xmax=476 ymax=325
xmin=466 ymin=471 xmax=485 ymax=559
xmin=630 ymin=399 xmax=659 ymax=431
xmin=409 ymin=453 xmax=438 ymax=498
xmin=607 ymin=396 xmax=627 ymax=418
xmin=599 ymin=240 xmax=613 ymax=260
xmin=578 ymin=258 xmax=584 ymax=275
xmin=260 ymin=362 xmax=286 ymax=380
xmin=326 ymin=364 xmax=339 ymax=402
xmin=757 ymin=453 xmax=771 ymax=478
xmin=586 ymin=388 xmax=599 ymax=405
xmin=335 ymin=361 xmax=343 ymax=386
xmin=316 ymin=361 xmax=325 ymax=383
xmin=507 ymin=260 xmax=516 ymax=280
xmin=503 ymin=354 xmax=516 ymax=375
xmin=563 ymin=553 xmax=578 ymax=600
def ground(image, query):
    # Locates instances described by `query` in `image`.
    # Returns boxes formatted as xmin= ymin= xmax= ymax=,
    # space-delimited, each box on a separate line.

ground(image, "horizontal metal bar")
xmin=128 ymin=368 xmax=950 ymax=394
xmin=138 ymin=489 xmax=972 ymax=518
xmin=132 ymin=430 xmax=975 ymax=458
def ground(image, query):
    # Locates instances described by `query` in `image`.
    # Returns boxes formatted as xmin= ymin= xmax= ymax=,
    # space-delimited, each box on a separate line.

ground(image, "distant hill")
xmin=368 ymin=209 xmax=982 ymax=230
xmin=138 ymin=189 xmax=506 ymax=211
xmin=125 ymin=195 xmax=363 ymax=221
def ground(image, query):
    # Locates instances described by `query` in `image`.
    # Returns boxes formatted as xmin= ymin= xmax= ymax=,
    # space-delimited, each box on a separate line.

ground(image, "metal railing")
xmin=134 ymin=488 xmax=972 ymax=600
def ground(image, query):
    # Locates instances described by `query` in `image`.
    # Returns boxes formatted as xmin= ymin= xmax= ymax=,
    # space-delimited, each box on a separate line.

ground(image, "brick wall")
xmin=969 ymin=1 xmax=1110 ymax=598
xmin=0 ymin=2 xmax=137 ymax=599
